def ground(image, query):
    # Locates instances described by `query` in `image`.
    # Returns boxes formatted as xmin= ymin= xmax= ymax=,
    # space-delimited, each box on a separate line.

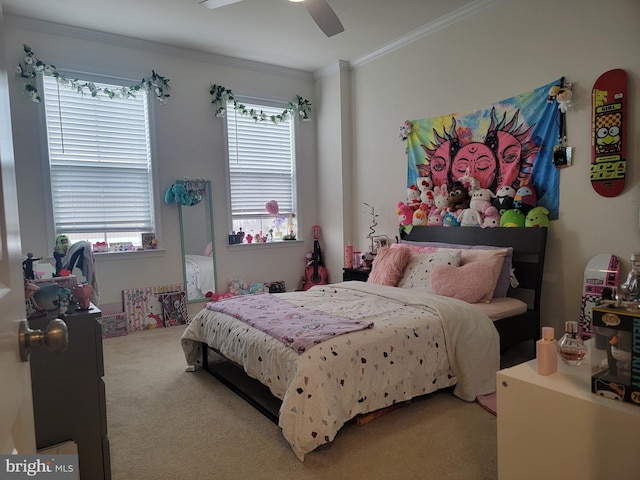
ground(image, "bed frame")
xmin=402 ymin=226 xmax=548 ymax=356
xmin=201 ymin=225 xmax=548 ymax=424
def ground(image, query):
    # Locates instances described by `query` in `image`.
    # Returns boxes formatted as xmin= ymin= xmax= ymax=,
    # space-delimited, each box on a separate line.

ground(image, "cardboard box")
xmin=591 ymin=306 xmax=640 ymax=406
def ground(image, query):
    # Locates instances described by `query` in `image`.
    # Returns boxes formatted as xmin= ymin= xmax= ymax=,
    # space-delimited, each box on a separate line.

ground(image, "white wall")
xmin=5 ymin=0 xmax=640 ymax=337
xmin=346 ymin=0 xmax=640 ymax=335
xmin=5 ymin=19 xmax=317 ymax=305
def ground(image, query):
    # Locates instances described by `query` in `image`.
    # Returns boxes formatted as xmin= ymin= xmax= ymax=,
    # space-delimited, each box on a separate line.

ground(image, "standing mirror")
xmin=178 ymin=179 xmax=216 ymax=302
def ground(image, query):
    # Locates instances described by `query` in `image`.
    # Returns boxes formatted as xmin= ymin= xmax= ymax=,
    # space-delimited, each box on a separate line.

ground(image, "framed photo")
xmin=370 ymin=235 xmax=389 ymax=255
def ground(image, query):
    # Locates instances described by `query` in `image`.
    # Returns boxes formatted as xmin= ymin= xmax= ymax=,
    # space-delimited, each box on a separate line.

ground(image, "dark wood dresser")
xmin=29 ymin=304 xmax=111 ymax=480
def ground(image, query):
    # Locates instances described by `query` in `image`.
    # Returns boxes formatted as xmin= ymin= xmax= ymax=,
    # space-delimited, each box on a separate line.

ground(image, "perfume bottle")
xmin=557 ymin=321 xmax=588 ymax=366
xmin=536 ymin=326 xmax=557 ymax=375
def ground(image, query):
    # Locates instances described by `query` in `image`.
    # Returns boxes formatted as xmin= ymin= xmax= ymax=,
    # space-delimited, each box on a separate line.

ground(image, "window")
xmin=42 ymin=74 xmax=156 ymax=250
xmin=226 ymin=99 xmax=297 ymax=242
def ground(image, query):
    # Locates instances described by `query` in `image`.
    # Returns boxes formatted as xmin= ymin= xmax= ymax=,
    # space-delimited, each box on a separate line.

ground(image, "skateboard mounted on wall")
xmin=590 ymin=69 xmax=628 ymax=197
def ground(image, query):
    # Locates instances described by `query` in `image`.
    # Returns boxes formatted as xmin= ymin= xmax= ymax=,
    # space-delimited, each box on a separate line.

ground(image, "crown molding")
xmin=5 ymin=14 xmax=314 ymax=82
xmin=349 ymin=0 xmax=502 ymax=69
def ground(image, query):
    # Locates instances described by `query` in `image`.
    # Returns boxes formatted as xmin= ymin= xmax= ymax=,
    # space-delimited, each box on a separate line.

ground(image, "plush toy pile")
xmin=205 ymin=277 xmax=270 ymax=302
xmin=398 ymin=174 xmax=550 ymax=230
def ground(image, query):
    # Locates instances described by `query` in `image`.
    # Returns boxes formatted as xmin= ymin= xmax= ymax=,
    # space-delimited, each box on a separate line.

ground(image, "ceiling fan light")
xmin=288 ymin=0 xmax=305 ymax=3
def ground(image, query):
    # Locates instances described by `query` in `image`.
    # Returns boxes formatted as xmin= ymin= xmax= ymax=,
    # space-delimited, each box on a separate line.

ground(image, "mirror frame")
xmin=178 ymin=180 xmax=217 ymax=303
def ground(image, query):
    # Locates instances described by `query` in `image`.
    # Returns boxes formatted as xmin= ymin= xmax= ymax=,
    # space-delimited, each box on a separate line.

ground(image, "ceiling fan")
xmin=199 ymin=0 xmax=344 ymax=37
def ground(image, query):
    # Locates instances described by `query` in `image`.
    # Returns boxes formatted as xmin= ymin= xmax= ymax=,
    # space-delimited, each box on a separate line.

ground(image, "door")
xmin=0 ymin=8 xmax=37 ymax=454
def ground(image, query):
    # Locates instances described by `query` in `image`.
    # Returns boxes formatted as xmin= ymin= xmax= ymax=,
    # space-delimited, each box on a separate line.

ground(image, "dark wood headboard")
xmin=401 ymin=226 xmax=548 ymax=353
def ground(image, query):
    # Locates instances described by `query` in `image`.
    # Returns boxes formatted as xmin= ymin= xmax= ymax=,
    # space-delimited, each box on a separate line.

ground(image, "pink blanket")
xmin=206 ymin=294 xmax=373 ymax=353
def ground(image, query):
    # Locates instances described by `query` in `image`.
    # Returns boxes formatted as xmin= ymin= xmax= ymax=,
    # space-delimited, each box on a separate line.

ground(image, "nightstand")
xmin=343 ymin=268 xmax=370 ymax=282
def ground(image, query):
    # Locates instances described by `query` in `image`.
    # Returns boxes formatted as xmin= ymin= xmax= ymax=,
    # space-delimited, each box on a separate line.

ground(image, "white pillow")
xmin=397 ymin=249 xmax=462 ymax=290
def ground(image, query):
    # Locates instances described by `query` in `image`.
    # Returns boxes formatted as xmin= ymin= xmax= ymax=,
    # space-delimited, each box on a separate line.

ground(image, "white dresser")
xmin=497 ymin=356 xmax=640 ymax=480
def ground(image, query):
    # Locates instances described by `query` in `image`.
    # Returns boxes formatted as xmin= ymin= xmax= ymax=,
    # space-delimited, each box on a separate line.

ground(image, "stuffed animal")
xmin=406 ymin=185 xmax=421 ymax=209
xmin=514 ymin=181 xmax=537 ymax=213
xmin=397 ymin=202 xmax=414 ymax=226
xmin=469 ymin=188 xmax=496 ymax=213
xmin=547 ymin=85 xmax=561 ymax=103
xmin=427 ymin=211 xmax=443 ymax=226
xmin=493 ymin=185 xmax=517 ymax=212
xmin=249 ymin=282 xmax=269 ymax=294
xmin=416 ymin=176 xmax=434 ymax=194
xmin=206 ymin=291 xmax=235 ymax=302
xmin=433 ymin=185 xmax=450 ymax=215
xmin=164 ymin=183 xmax=192 ymax=205
xmin=481 ymin=204 xmax=501 ymax=228
xmin=525 ymin=206 xmax=550 ymax=228
xmin=500 ymin=209 xmax=526 ymax=228
xmin=442 ymin=211 xmax=460 ymax=227
xmin=412 ymin=203 xmax=430 ymax=226
xmin=420 ymin=189 xmax=435 ymax=210
xmin=556 ymin=87 xmax=572 ymax=113
xmin=228 ymin=278 xmax=250 ymax=296
xmin=447 ymin=181 xmax=470 ymax=213
xmin=457 ymin=208 xmax=482 ymax=227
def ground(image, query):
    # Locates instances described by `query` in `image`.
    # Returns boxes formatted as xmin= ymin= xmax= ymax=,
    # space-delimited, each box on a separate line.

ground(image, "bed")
xmin=184 ymin=254 xmax=215 ymax=299
xmin=181 ymin=226 xmax=547 ymax=460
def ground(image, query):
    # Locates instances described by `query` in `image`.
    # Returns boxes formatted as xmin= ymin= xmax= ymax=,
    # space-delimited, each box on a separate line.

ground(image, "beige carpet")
xmin=103 ymin=325 xmax=498 ymax=480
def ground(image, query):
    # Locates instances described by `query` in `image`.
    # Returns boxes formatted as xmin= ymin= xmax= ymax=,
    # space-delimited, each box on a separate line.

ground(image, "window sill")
xmin=226 ymin=240 xmax=304 ymax=250
xmin=94 ymin=249 xmax=166 ymax=261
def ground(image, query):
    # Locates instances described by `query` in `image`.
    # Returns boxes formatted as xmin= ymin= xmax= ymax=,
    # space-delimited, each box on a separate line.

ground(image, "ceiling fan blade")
xmin=303 ymin=0 xmax=344 ymax=37
xmin=199 ymin=0 xmax=243 ymax=9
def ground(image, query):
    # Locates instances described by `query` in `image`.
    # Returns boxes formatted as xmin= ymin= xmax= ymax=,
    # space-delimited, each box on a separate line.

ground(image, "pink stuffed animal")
xmin=433 ymin=185 xmax=450 ymax=215
xmin=397 ymin=202 xmax=414 ymax=226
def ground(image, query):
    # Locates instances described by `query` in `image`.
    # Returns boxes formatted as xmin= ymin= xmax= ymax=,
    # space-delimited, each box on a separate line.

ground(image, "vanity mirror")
xmin=178 ymin=179 xmax=216 ymax=302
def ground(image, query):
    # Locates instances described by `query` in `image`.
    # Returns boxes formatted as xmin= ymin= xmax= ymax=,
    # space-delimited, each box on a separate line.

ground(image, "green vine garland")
xmin=209 ymin=84 xmax=311 ymax=124
xmin=15 ymin=44 xmax=170 ymax=104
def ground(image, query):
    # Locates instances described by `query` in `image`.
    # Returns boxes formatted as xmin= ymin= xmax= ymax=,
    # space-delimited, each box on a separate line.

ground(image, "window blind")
xmin=43 ymin=75 xmax=154 ymax=234
xmin=226 ymin=100 xmax=296 ymax=219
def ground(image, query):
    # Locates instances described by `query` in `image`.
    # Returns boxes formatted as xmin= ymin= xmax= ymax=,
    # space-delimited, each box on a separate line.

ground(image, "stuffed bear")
xmin=447 ymin=181 xmax=470 ymax=213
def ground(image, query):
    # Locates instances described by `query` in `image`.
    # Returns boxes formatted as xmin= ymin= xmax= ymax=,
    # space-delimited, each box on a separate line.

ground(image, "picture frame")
xmin=369 ymin=235 xmax=389 ymax=255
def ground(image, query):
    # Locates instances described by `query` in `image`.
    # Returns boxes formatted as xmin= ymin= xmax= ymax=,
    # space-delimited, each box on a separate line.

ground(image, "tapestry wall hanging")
xmin=403 ymin=78 xmax=563 ymax=219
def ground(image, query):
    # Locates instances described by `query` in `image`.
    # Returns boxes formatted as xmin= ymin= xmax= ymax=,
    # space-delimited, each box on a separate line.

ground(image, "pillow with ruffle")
xmin=431 ymin=262 xmax=496 ymax=304
xmin=367 ymin=246 xmax=411 ymax=286
xmin=397 ymin=249 xmax=461 ymax=290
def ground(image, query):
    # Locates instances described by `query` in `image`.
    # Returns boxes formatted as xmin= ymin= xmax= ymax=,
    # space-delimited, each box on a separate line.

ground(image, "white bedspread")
xmin=181 ymin=282 xmax=499 ymax=460
xmin=184 ymin=254 xmax=214 ymax=297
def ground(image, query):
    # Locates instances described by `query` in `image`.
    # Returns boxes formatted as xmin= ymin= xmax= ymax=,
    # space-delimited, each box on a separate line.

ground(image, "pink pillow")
xmin=367 ymin=246 xmax=411 ymax=286
xmin=431 ymin=262 xmax=496 ymax=304
xmin=393 ymin=243 xmax=506 ymax=299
